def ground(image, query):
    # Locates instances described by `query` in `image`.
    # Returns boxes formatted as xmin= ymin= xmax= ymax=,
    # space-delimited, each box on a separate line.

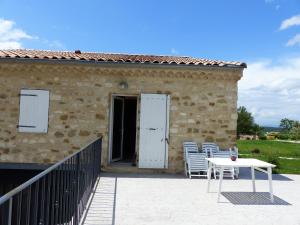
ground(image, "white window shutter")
xmin=18 ymin=89 xmax=50 ymax=133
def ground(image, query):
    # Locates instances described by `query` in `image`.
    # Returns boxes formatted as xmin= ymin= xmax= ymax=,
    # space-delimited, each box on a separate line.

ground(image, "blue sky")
xmin=0 ymin=0 xmax=300 ymax=126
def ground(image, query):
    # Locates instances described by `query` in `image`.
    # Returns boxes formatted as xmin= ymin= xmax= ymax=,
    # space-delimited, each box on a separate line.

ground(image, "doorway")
xmin=110 ymin=95 xmax=137 ymax=165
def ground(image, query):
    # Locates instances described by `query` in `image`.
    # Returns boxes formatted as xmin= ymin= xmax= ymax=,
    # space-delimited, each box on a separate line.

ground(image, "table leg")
xmin=207 ymin=161 xmax=212 ymax=193
xmin=267 ymin=167 xmax=274 ymax=203
xmin=251 ymin=166 xmax=256 ymax=192
xmin=217 ymin=167 xmax=224 ymax=202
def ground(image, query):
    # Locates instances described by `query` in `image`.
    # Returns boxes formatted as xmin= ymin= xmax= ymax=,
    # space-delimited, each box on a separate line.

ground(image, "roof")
xmin=0 ymin=49 xmax=247 ymax=68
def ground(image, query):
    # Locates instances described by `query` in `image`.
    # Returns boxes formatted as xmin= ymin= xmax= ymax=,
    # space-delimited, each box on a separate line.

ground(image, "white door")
xmin=139 ymin=94 xmax=170 ymax=169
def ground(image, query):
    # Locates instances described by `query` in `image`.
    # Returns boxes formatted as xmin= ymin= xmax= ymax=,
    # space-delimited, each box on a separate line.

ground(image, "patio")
xmin=82 ymin=169 xmax=300 ymax=225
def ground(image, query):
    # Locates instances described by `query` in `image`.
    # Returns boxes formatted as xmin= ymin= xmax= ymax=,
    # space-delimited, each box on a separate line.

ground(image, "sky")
xmin=0 ymin=0 xmax=300 ymax=126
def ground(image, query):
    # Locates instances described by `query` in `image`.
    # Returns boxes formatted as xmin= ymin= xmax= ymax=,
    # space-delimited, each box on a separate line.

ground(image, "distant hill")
xmin=262 ymin=126 xmax=282 ymax=132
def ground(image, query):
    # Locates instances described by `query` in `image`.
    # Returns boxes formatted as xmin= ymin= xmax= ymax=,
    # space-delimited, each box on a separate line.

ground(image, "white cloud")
xmin=238 ymin=57 xmax=300 ymax=126
xmin=279 ymin=14 xmax=300 ymax=30
xmin=0 ymin=18 xmax=35 ymax=49
xmin=286 ymin=33 xmax=300 ymax=46
xmin=0 ymin=41 xmax=22 ymax=49
xmin=0 ymin=18 xmax=65 ymax=51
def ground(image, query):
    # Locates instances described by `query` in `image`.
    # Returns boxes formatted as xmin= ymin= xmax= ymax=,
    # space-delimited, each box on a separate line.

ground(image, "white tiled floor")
xmin=83 ymin=170 xmax=300 ymax=225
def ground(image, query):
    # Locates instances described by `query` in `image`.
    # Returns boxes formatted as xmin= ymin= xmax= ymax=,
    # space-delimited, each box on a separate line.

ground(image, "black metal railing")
xmin=0 ymin=138 xmax=102 ymax=225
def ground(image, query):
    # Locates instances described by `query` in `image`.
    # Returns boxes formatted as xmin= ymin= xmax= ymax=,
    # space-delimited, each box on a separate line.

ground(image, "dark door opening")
xmin=111 ymin=96 xmax=137 ymax=165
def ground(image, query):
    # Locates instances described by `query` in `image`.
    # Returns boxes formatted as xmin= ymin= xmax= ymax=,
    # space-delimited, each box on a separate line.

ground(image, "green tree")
xmin=290 ymin=121 xmax=300 ymax=140
xmin=252 ymin=123 xmax=264 ymax=136
xmin=237 ymin=106 xmax=255 ymax=136
xmin=280 ymin=118 xmax=294 ymax=132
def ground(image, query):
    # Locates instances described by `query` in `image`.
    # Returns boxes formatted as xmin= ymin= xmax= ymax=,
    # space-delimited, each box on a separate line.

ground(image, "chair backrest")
xmin=202 ymin=142 xmax=219 ymax=157
xmin=183 ymin=142 xmax=198 ymax=148
xmin=187 ymin=152 xmax=208 ymax=170
xmin=183 ymin=142 xmax=199 ymax=161
xmin=230 ymin=147 xmax=239 ymax=158
xmin=184 ymin=148 xmax=198 ymax=161
xmin=212 ymin=150 xmax=231 ymax=158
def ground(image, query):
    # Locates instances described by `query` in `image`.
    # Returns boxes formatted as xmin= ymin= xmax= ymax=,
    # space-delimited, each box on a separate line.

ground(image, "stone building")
xmin=239 ymin=134 xmax=259 ymax=140
xmin=0 ymin=49 xmax=246 ymax=173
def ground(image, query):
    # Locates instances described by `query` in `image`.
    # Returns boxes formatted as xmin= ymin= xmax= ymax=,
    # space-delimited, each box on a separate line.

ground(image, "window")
xmin=18 ymin=89 xmax=50 ymax=133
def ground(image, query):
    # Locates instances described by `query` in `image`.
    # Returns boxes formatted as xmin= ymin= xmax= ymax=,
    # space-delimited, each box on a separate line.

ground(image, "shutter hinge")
xmin=19 ymin=94 xmax=38 ymax=97
xmin=17 ymin=125 xmax=36 ymax=128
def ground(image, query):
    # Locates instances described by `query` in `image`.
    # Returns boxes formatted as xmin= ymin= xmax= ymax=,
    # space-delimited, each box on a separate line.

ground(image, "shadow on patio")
xmin=221 ymin=192 xmax=291 ymax=205
xmin=82 ymin=177 xmax=117 ymax=225
xmin=238 ymin=168 xmax=294 ymax=181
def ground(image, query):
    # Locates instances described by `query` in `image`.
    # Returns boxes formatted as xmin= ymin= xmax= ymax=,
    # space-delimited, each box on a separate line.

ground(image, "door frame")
xmin=108 ymin=94 xmax=139 ymax=164
xmin=111 ymin=96 xmax=124 ymax=162
xmin=164 ymin=95 xmax=170 ymax=168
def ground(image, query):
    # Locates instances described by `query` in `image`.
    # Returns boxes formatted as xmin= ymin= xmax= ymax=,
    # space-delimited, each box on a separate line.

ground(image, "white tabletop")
xmin=206 ymin=158 xmax=276 ymax=168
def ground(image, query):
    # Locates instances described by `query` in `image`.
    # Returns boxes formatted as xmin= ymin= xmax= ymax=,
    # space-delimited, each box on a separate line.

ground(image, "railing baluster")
xmin=50 ymin=170 xmax=56 ymax=225
xmin=72 ymin=156 xmax=76 ymax=225
xmin=62 ymin=163 xmax=65 ymax=224
xmin=8 ymin=197 xmax=12 ymax=225
xmin=68 ymin=158 xmax=72 ymax=225
xmin=40 ymin=176 xmax=46 ymax=225
xmin=45 ymin=173 xmax=51 ymax=225
xmin=60 ymin=163 xmax=65 ymax=225
xmin=58 ymin=165 xmax=63 ymax=224
xmin=25 ymin=186 xmax=31 ymax=225
xmin=70 ymin=157 xmax=74 ymax=225
xmin=73 ymin=155 xmax=77 ymax=225
xmin=16 ymin=191 xmax=22 ymax=225
xmin=55 ymin=167 xmax=60 ymax=225
xmin=74 ymin=152 xmax=80 ymax=225
xmin=63 ymin=160 xmax=67 ymax=225
xmin=32 ymin=181 xmax=39 ymax=225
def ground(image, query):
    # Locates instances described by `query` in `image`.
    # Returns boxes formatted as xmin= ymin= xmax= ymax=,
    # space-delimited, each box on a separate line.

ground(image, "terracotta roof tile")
xmin=0 ymin=49 xmax=247 ymax=68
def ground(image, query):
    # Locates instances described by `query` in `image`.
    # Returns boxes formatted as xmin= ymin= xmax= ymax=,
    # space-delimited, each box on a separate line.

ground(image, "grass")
xmin=237 ymin=140 xmax=300 ymax=174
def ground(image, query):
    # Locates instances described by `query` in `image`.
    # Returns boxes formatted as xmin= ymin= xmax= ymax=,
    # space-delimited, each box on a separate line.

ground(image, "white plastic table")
xmin=206 ymin=158 xmax=276 ymax=202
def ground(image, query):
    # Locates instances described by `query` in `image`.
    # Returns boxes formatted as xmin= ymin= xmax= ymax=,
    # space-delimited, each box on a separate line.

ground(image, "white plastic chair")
xmin=183 ymin=142 xmax=199 ymax=176
xmin=212 ymin=150 xmax=235 ymax=179
xmin=202 ymin=142 xmax=219 ymax=157
xmin=186 ymin=152 xmax=208 ymax=178
xmin=183 ymin=142 xmax=199 ymax=161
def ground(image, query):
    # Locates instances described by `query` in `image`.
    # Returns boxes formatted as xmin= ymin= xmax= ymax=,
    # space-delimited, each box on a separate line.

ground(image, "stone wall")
xmin=0 ymin=62 xmax=243 ymax=173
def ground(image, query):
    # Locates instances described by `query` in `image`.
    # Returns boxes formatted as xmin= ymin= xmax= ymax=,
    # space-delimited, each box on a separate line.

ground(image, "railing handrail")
xmin=0 ymin=137 xmax=101 ymax=205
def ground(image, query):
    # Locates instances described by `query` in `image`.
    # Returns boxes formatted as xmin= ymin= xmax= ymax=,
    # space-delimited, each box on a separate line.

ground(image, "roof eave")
xmin=0 ymin=57 xmax=247 ymax=71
